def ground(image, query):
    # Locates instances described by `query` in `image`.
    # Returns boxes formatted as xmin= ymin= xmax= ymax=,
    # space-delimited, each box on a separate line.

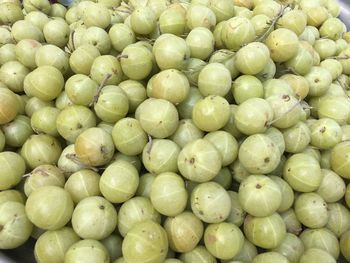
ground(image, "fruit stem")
xmin=147 ymin=134 xmax=153 ymax=154
xmin=65 ymin=153 xmax=99 ymax=172
xmin=89 ymin=73 xmax=112 ymax=107
xmin=267 ymin=97 xmax=302 ymax=126
xmin=327 ymin=55 xmax=350 ymax=60
xmin=256 ymin=4 xmax=290 ymax=43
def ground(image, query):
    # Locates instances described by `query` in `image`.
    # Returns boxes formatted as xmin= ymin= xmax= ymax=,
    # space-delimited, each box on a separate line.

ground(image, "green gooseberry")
xmin=0 ymin=61 xmax=30 ymax=93
xmin=158 ymin=3 xmax=187 ymax=36
xmin=101 ymin=234 xmax=123 ymax=262
xmin=204 ymin=222 xmax=244 ymax=260
xmin=244 ymin=213 xmax=286 ymax=249
xmin=130 ymin=6 xmax=157 ymax=35
xmin=90 ymin=55 xmax=123 ymax=86
xmin=192 ymin=95 xmax=230 ymax=132
xmin=320 ymin=59 xmax=343 ymax=80
xmin=0 ymin=190 xmax=24 ymax=205
xmin=283 ymin=153 xmax=322 ymax=192
xmin=0 ymin=152 xmax=25 ymax=191
xmin=25 ymin=186 xmax=73 ymax=230
xmin=198 ymin=63 xmax=232 ymax=97
xmin=2 ymin=115 xmax=33 ymax=147
xmin=285 ymin=44 xmax=313 ymax=75
xmin=253 ymin=0 xmax=281 ymax=17
xmin=83 ymin=2 xmax=110 ymax=29
xmin=111 ymin=152 xmax=142 ymax=172
xmin=24 ymin=164 xmax=65 ymax=197
xmin=35 ymin=44 xmax=69 ymax=74
xmin=238 ymin=134 xmax=281 ymax=174
xmin=24 ymin=10 xmax=49 ymax=30
xmin=326 ymin=203 xmax=350 ymax=238
xmin=0 ymin=44 xmax=16 ymax=65
xmin=319 ymin=17 xmax=345 ymax=40
xmin=56 ymin=105 xmax=96 ymax=143
xmin=21 ymin=134 xmax=62 ymax=169
xmin=186 ymin=4 xmax=216 ymax=30
xmin=43 ymin=19 xmax=69 ymax=48
xmin=226 ymin=191 xmax=246 ymax=227
xmin=136 ymin=98 xmax=179 ymax=138
xmin=208 ymin=0 xmax=235 ymax=22
xmin=11 ymin=20 xmax=44 ymax=43
xmin=136 ymin=173 xmax=156 ymax=198
xmin=179 ymin=246 xmax=217 ymax=263
xmin=299 ymin=248 xmax=336 ymax=263
xmin=34 ymin=227 xmax=79 ymax=263
xmin=305 ymin=66 xmax=333 ymax=97
xmin=265 ymin=28 xmax=299 ymax=63
xmin=232 ymin=75 xmax=263 ymax=104
xmin=279 ymin=74 xmax=310 ymax=100
xmin=112 ymin=117 xmax=147 ymax=156
xmin=294 ymin=193 xmax=329 ymax=229
xmin=212 ymin=167 xmax=232 ymax=190
xmin=170 ymin=119 xmax=204 ymax=148
xmin=272 ymin=233 xmax=304 ymax=263
xmin=65 ymin=74 xmax=98 ymax=106
xmin=0 ymin=2 xmax=23 ymax=25
xmin=150 ymin=172 xmax=188 ymax=216
xmin=120 ymin=44 xmax=153 ymax=81
xmin=235 ymin=98 xmax=273 ymax=135
xmin=208 ymin=50 xmax=240 ymax=79
xmin=118 ymin=80 xmax=147 ymax=113
xmin=72 ymin=196 xmax=117 ymax=240
xmin=64 ymin=169 xmax=101 ymax=204
xmin=309 ymin=118 xmax=342 ymax=149
xmin=151 ymin=69 xmax=190 ymax=104
xmin=235 ymin=42 xmax=270 ymax=75
xmin=238 ymin=175 xmax=282 ymax=217
xmin=100 ymin=160 xmax=139 ymax=203
xmin=316 ymin=169 xmax=346 ymax=203
xmin=277 ymin=9 xmax=307 ymax=36
xmin=190 ymin=182 xmax=231 ymax=223
xmin=318 ymin=96 xmax=350 ymax=125
xmin=0 ymin=202 xmax=33 ymax=249
xmin=55 ymin=91 xmax=74 ymax=110
xmin=263 ymin=79 xmax=294 ymax=99
xmin=15 ymin=39 xmax=41 ymax=69
xmin=177 ymin=87 xmax=204 ymax=119
xmin=81 ymin=26 xmax=111 ymax=55
xmin=108 ymin=23 xmax=135 ymax=52
xmin=300 ymin=228 xmax=339 ymax=259
xmin=280 ymin=209 xmax=302 ymax=236
xmin=94 ymin=85 xmax=129 ymax=123
xmin=340 ymin=230 xmax=350 ymax=262
xmin=64 ymin=239 xmax=109 ymax=263
xmin=331 ymin=141 xmax=350 ymax=179
xmin=177 ymin=139 xmax=222 ymax=183
xmin=186 ymin=27 xmax=214 ymax=60
xmin=122 ymin=220 xmax=168 ymax=263
xmin=164 ymin=211 xmax=203 ymax=253
xmin=49 ymin=3 xmax=67 ymax=18
xmin=221 ymin=16 xmax=255 ymax=51
xmin=118 ymin=196 xmax=160 ymax=237
xmin=268 ymin=175 xmax=293 ymax=212
xmin=282 ymin=121 xmax=311 ymax=153
xmin=152 ymin=33 xmax=190 ymax=70
xmin=69 ymin=44 xmax=100 ymax=75
xmin=204 ymin=131 xmax=238 ymax=166
xmin=31 ymin=107 xmax=60 ymax=137
xmin=266 ymin=94 xmax=302 ymax=129
xmin=74 ymin=127 xmax=115 ymax=167
xmin=24 ymin=65 xmax=64 ymax=102
xmin=314 ymin=38 xmax=337 ymax=60
xmin=142 ymin=139 xmax=180 ymax=174
xmin=251 ymin=252 xmax=289 ymax=263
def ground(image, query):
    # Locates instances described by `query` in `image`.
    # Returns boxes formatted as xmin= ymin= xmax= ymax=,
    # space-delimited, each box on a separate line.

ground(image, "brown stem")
xmin=256 ymin=4 xmax=290 ymax=43
xmin=89 ymin=73 xmax=112 ymax=107
xmin=267 ymin=97 xmax=302 ymax=126
xmin=65 ymin=154 xmax=99 ymax=172
xmin=147 ymin=135 xmax=153 ymax=154
xmin=327 ymin=55 xmax=350 ymax=60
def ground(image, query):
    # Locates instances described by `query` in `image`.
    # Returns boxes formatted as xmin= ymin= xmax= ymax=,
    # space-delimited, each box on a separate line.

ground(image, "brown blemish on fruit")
xmin=264 ymin=157 xmax=270 ymax=163
xmin=256 ymin=184 xmax=262 ymax=189
xmin=0 ymin=225 xmax=3 ymax=231
xmin=320 ymin=126 xmax=326 ymax=133
xmin=207 ymin=234 xmax=216 ymax=243
xmin=190 ymin=158 xmax=195 ymax=164
xmin=99 ymin=205 xmax=105 ymax=210
xmin=77 ymin=123 xmax=83 ymax=129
